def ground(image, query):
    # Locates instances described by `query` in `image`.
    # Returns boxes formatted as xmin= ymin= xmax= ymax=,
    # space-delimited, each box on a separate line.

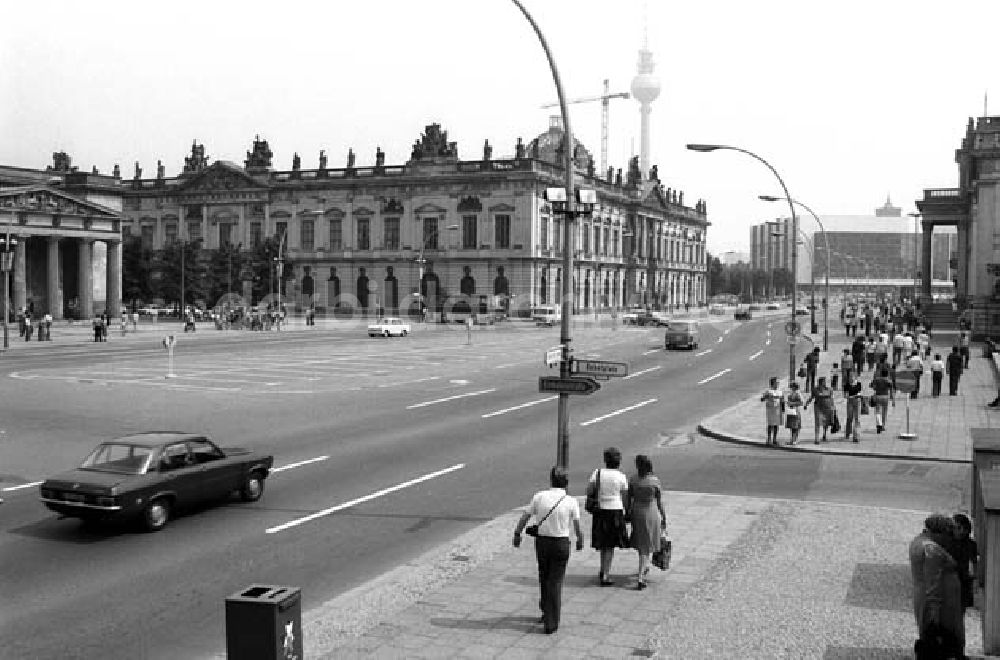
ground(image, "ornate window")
xmin=540 ymin=217 xmax=548 ymax=250
xmin=423 ymin=218 xmax=439 ymax=250
xmin=140 ymin=225 xmax=154 ymax=251
xmin=275 ymin=221 xmax=288 ymax=245
xmin=300 ymin=219 xmax=314 ymax=251
xmin=329 ymin=218 xmax=342 ymax=250
xmin=582 ymin=223 xmax=590 ymax=254
xmin=250 ymin=222 xmax=262 ymax=248
xmin=164 ymin=223 xmax=178 ymax=245
xmin=495 ymin=214 xmax=511 ymax=249
xmin=462 ymin=215 xmax=477 ymax=249
xmin=187 ymin=220 xmax=202 ymax=242
xmin=219 ymin=222 xmax=233 ymax=247
xmin=357 ymin=218 xmax=370 ymax=251
xmin=384 ymin=217 xmax=400 ymax=250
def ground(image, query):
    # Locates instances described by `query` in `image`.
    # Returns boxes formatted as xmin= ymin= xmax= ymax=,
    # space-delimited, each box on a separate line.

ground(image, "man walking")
xmin=946 ymin=346 xmax=964 ymax=396
xmin=929 ymin=353 xmax=944 ymax=397
xmin=803 ymin=347 xmax=820 ymax=393
xmin=959 ymin=331 xmax=971 ymax=369
xmin=892 ymin=331 xmax=906 ymax=366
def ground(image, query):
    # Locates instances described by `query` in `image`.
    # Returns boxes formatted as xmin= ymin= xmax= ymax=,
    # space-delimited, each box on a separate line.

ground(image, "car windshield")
xmin=80 ymin=443 xmax=154 ymax=474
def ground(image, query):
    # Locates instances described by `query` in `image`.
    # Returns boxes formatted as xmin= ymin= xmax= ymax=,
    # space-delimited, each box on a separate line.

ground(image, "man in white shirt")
xmin=513 ymin=467 xmax=584 ymax=635
xmin=929 ymin=353 xmax=945 ymax=397
xmin=905 ymin=350 xmax=924 ymax=399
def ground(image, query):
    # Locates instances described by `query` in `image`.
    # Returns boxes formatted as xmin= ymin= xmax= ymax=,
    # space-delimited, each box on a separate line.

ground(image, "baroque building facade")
xmin=118 ymin=122 xmax=709 ymax=316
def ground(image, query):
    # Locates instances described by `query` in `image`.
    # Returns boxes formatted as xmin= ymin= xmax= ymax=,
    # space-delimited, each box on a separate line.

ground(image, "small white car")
xmin=368 ymin=317 xmax=411 ymax=337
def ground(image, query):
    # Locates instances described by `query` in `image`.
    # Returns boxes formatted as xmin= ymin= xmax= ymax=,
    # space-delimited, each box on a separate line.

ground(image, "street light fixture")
xmin=0 ymin=213 xmax=18 ymax=350
xmin=689 ymin=144 xmax=799 ymax=382
xmin=759 ymin=195 xmax=830 ymax=351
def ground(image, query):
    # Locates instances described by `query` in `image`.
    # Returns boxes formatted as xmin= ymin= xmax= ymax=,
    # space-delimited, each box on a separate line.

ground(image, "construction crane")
xmin=541 ymin=79 xmax=629 ymax=174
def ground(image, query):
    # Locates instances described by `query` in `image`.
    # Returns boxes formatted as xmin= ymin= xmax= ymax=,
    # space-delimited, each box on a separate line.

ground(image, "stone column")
xmin=78 ymin=239 xmax=93 ymax=319
xmin=13 ymin=237 xmax=26 ymax=314
xmin=105 ymin=239 xmax=122 ymax=316
xmin=47 ymin=237 xmax=63 ymax=319
xmin=957 ymin=224 xmax=969 ymax=299
xmin=921 ymin=222 xmax=934 ymax=299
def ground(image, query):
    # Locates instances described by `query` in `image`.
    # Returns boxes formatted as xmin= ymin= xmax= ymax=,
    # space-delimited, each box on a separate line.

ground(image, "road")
xmin=0 ymin=316 xmax=966 ymax=659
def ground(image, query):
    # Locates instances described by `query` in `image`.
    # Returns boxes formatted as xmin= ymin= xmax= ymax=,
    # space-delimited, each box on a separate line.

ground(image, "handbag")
xmin=830 ymin=411 xmax=841 ymax=434
xmin=860 ymin=397 xmax=870 ymax=415
xmin=584 ymin=469 xmax=601 ymax=514
xmin=797 ymin=366 xmax=806 ymax=378
xmin=651 ymin=532 xmax=672 ymax=570
xmin=525 ymin=494 xmax=566 ymax=537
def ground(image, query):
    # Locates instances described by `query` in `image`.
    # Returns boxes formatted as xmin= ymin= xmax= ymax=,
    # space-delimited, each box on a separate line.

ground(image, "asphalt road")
xmin=0 ymin=316 xmax=967 ymax=659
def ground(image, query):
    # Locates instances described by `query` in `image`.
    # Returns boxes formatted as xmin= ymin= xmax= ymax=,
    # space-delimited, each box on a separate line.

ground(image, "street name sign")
xmin=538 ymin=376 xmax=601 ymax=395
xmin=544 ymin=346 xmax=563 ymax=367
xmin=572 ymin=359 xmax=628 ymax=378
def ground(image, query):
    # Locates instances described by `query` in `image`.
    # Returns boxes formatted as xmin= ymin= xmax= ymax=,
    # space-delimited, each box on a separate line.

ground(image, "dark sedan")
xmin=39 ymin=432 xmax=273 ymax=531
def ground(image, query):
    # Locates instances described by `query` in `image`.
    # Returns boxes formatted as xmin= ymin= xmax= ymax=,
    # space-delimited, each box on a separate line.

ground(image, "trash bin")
xmin=225 ymin=584 xmax=302 ymax=660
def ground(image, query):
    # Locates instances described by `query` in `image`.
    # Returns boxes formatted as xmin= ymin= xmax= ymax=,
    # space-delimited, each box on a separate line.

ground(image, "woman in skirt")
xmin=785 ymin=381 xmax=804 ymax=445
xmin=588 ymin=446 xmax=630 ymax=586
xmin=804 ymin=376 xmax=836 ymax=444
xmin=626 ymin=454 xmax=666 ymax=590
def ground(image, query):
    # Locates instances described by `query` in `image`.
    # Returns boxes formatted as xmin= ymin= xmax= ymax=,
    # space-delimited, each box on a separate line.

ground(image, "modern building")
xmin=115 ymin=121 xmax=709 ymax=317
xmin=0 ymin=155 xmax=123 ymax=319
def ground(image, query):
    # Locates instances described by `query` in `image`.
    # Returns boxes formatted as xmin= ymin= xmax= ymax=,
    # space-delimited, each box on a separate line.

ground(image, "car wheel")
xmin=143 ymin=497 xmax=171 ymax=532
xmin=240 ymin=471 xmax=265 ymax=502
xmin=401 ymin=329 xmax=408 ymax=336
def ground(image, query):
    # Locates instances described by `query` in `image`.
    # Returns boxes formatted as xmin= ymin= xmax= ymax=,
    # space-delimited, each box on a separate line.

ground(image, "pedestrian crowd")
xmin=512 ymin=447 xmax=671 ymax=635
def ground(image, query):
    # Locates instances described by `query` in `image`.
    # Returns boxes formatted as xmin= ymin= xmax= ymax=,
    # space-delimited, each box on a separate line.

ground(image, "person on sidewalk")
xmin=951 ymin=513 xmax=979 ymax=612
xmin=760 ymin=376 xmax=785 ymax=446
xmin=802 ymin=347 xmax=820 ymax=393
xmin=851 ymin=336 xmax=866 ymax=374
xmin=865 ymin=335 xmax=877 ymax=372
xmin=959 ymin=331 xmax=971 ymax=369
xmin=803 ymin=376 xmax=836 ymax=443
xmin=512 ymin=466 xmax=583 ymax=636
xmin=44 ymin=313 xmax=52 ymax=341
xmin=892 ymin=331 xmax=906 ymax=366
xmin=929 ymin=353 xmax=945 ymax=397
xmin=875 ymin=333 xmax=889 ymax=366
xmin=905 ymin=350 xmax=925 ymax=399
xmin=588 ymin=447 xmax=629 ymax=586
xmin=909 ymin=514 xmax=965 ymax=660
xmin=947 ymin=346 xmax=965 ymax=397
xmin=626 ymin=455 xmax=666 ymax=591
xmin=785 ymin=382 xmax=804 ymax=445
xmin=844 ymin=374 xmax=863 ymax=442
xmin=870 ymin=366 xmax=895 ymax=434
xmin=840 ymin=350 xmax=856 ymax=395
xmin=918 ymin=328 xmax=931 ymax=359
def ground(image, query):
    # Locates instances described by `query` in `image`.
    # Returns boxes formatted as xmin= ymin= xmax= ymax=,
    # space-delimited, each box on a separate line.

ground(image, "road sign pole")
xmin=166 ymin=345 xmax=175 ymax=379
xmin=899 ymin=395 xmax=916 ymax=440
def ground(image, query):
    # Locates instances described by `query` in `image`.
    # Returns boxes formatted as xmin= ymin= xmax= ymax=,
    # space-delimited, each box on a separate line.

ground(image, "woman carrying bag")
xmin=804 ymin=376 xmax=836 ymax=444
xmin=587 ymin=447 xmax=629 ymax=586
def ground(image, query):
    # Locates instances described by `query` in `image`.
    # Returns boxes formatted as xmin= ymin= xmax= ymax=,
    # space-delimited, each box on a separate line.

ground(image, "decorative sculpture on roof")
xmin=530 ymin=140 xmax=540 ymax=159
xmin=157 ymin=160 xmax=165 ymax=179
xmin=483 ymin=139 xmax=492 ymax=161
xmin=607 ymin=166 xmax=614 ymax=182
xmin=515 ymin=137 xmax=525 ymax=159
xmin=615 ymin=168 xmax=622 ymax=187
xmin=627 ymin=156 xmax=641 ymax=186
xmin=318 ymin=149 xmax=327 ymax=170
xmin=92 ymin=166 xmax=99 ymax=175
xmin=649 ymin=165 xmax=659 ymax=182
xmin=113 ymin=164 xmax=120 ymax=179
xmin=410 ymin=123 xmax=458 ymax=161
xmin=375 ymin=146 xmax=385 ymax=168
xmin=134 ymin=162 xmax=142 ymax=179
xmin=48 ymin=152 xmax=74 ymax=173
xmin=244 ymin=135 xmax=273 ymax=170
xmin=292 ymin=153 xmax=301 ymax=171
xmin=183 ymin=140 xmax=209 ymax=174
xmin=347 ymin=148 xmax=356 ymax=169
xmin=587 ymin=156 xmax=595 ymax=178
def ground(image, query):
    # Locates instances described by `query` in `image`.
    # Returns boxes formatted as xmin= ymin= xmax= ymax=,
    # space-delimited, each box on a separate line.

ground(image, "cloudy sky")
xmin=3 ymin=0 xmax=997 ymax=254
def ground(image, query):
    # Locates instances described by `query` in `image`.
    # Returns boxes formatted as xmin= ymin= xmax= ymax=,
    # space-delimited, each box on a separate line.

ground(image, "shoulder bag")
xmin=525 ymin=494 xmax=566 ymax=537
xmin=584 ymin=469 xmax=601 ymax=514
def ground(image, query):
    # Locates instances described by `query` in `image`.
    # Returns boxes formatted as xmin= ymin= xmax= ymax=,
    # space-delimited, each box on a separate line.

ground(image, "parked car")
xmin=734 ymin=308 xmax=753 ymax=321
xmin=531 ymin=305 xmax=561 ymax=327
xmin=765 ymin=302 xmax=781 ymax=311
xmin=664 ymin=320 xmax=700 ymax=350
xmin=709 ymin=305 xmax=726 ymax=315
xmin=368 ymin=317 xmax=411 ymax=337
xmin=38 ymin=432 xmax=273 ymax=532
xmin=139 ymin=304 xmax=163 ymax=317
xmin=748 ymin=305 xmax=762 ymax=311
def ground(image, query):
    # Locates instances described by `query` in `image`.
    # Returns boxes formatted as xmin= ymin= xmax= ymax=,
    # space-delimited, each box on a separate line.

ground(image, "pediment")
xmin=414 ymin=203 xmax=447 ymax=215
xmin=0 ymin=186 xmax=120 ymax=218
xmin=488 ymin=202 xmax=515 ymax=213
xmin=324 ymin=208 xmax=345 ymax=219
xmin=352 ymin=206 xmax=374 ymax=216
xmin=178 ymin=162 xmax=265 ymax=193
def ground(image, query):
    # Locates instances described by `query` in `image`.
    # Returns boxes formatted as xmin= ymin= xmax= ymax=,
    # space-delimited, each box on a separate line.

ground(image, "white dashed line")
xmin=266 ymin=463 xmax=466 ymax=534
xmin=623 ymin=366 xmax=662 ymax=380
xmin=271 ymin=455 xmax=329 ymax=473
xmin=749 ymin=350 xmax=764 ymax=361
xmin=406 ymin=389 xmax=496 ymax=409
xmin=2 ymin=481 xmax=42 ymax=492
xmin=642 ymin=349 xmax=660 ymax=355
xmin=695 ymin=349 xmax=713 ymax=357
xmin=482 ymin=396 xmax=558 ymax=418
xmin=698 ymin=368 xmax=732 ymax=385
xmin=580 ymin=399 xmax=658 ymax=427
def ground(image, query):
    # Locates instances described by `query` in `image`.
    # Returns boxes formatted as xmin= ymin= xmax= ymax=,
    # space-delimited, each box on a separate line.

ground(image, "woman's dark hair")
xmin=924 ymin=514 xmax=955 ymax=535
xmin=953 ymin=513 xmax=972 ymax=533
xmin=603 ymin=446 xmax=622 ymax=469
xmin=635 ymin=454 xmax=653 ymax=477
xmin=549 ymin=466 xmax=568 ymax=489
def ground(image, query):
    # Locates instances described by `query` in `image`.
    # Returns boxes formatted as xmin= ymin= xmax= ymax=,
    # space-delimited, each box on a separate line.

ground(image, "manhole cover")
xmin=658 ymin=432 xmax=695 ymax=448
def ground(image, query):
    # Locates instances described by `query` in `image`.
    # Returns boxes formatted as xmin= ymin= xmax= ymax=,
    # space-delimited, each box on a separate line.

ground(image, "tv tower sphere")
xmin=630 ymin=49 xmax=660 ymax=105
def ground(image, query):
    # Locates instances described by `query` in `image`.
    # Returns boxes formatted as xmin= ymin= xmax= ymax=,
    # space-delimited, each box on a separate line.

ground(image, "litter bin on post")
xmin=225 ymin=584 xmax=302 ymax=660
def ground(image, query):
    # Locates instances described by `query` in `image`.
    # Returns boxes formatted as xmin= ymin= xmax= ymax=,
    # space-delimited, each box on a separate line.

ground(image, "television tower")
xmin=630 ymin=11 xmax=660 ymax=179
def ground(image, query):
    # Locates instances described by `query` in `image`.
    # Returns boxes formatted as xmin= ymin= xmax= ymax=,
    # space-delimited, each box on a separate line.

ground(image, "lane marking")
xmin=271 ymin=455 xmax=329 ymax=473
xmin=265 ymin=463 xmax=466 ymax=534
xmin=3 ymin=481 xmax=42 ymax=492
xmin=724 ymin=328 xmax=732 ymax=335
xmin=695 ymin=349 xmax=713 ymax=357
xmin=494 ymin=363 xmax=517 ymax=369
xmin=482 ymin=396 xmax=558 ymax=418
xmin=580 ymin=399 xmax=658 ymax=427
xmin=698 ymin=368 xmax=732 ymax=385
xmin=642 ymin=349 xmax=660 ymax=355
xmin=623 ymin=365 xmax=662 ymax=380
xmin=406 ymin=389 xmax=496 ymax=409
xmin=749 ymin=350 xmax=764 ymax=361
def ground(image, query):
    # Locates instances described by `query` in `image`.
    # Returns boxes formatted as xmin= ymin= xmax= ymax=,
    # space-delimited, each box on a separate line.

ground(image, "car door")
xmin=157 ymin=442 xmax=205 ymax=507
xmin=188 ymin=438 xmax=241 ymax=500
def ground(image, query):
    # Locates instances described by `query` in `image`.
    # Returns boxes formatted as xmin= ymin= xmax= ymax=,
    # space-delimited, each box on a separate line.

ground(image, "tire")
xmin=142 ymin=497 xmax=171 ymax=532
xmin=241 ymin=471 xmax=265 ymax=502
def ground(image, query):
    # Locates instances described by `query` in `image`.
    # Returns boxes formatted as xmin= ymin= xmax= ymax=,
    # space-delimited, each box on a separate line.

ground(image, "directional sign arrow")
xmin=538 ymin=376 xmax=601 ymax=395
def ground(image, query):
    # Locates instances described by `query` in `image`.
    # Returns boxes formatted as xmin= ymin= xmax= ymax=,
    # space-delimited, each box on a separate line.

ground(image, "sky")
xmin=3 ymin=0 xmax=998 ymax=255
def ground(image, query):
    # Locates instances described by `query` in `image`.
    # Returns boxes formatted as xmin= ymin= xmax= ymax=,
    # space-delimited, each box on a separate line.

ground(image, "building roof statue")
xmin=875 ymin=194 xmax=901 ymax=217
xmin=375 ymin=146 xmax=385 ymax=168
xmin=292 ymin=152 xmax=301 ymax=171
xmin=318 ymin=149 xmax=327 ymax=170
xmin=183 ymin=141 xmax=210 ymax=174
xmin=527 ymin=116 xmax=593 ymax=170
xmin=244 ymin=135 xmax=273 ymax=171
xmin=47 ymin=151 xmax=75 ymax=173
xmin=627 ymin=155 xmax=641 ymax=187
xmin=409 ymin=123 xmax=458 ymax=162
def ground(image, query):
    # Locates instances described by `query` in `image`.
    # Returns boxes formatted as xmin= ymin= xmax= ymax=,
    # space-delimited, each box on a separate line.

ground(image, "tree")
xmin=156 ymin=239 xmax=208 ymax=311
xmin=121 ymin=235 xmax=153 ymax=311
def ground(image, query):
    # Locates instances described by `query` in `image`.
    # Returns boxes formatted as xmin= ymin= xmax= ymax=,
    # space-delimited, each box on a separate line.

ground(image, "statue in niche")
xmin=318 ymin=150 xmax=327 ymax=170
xmin=493 ymin=266 xmax=509 ymax=296
xmin=157 ymin=160 xmax=165 ymax=179
xmin=483 ymin=139 xmax=492 ymax=161
xmin=384 ymin=266 xmax=398 ymax=311
xmin=328 ymin=267 xmax=341 ymax=307
xmin=649 ymin=165 xmax=659 ymax=182
xmin=292 ymin=153 xmax=301 ymax=171
xmin=134 ymin=162 xmax=142 ymax=179
xmin=515 ymin=137 xmax=525 ymax=159
xmin=356 ymin=267 xmax=370 ymax=308
xmin=347 ymin=148 xmax=356 ymax=169
xmin=375 ymin=146 xmax=385 ymax=168
xmin=112 ymin=164 xmax=120 ymax=178
xmin=301 ymin=265 xmax=314 ymax=297
xmin=460 ymin=266 xmax=476 ymax=295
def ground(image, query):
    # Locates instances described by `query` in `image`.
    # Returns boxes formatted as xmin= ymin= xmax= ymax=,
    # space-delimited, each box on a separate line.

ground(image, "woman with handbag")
xmin=512 ymin=466 xmax=584 ymax=635
xmin=626 ymin=455 xmax=667 ymax=590
xmin=785 ymin=381 xmax=804 ymax=445
xmin=803 ymin=376 xmax=836 ymax=444
xmin=587 ymin=447 xmax=629 ymax=586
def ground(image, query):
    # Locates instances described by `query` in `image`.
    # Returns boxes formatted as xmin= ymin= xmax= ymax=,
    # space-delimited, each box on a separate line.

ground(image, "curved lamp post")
xmin=689 ymin=144 xmax=798 ymax=382
xmin=760 ymin=195 xmax=829 ymax=351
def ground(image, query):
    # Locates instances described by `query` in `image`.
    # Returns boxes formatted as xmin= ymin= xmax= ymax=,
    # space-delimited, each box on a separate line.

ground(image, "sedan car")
xmin=368 ymin=317 xmax=411 ymax=337
xmin=39 ymin=432 xmax=273 ymax=531
xmin=664 ymin=320 xmax=700 ymax=350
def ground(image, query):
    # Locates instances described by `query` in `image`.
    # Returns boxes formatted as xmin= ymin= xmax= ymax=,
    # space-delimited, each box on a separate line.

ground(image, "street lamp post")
xmin=272 ymin=229 xmax=288 ymax=318
xmin=415 ymin=224 xmax=458 ymax=321
xmin=760 ymin=195 xmax=830 ymax=351
xmin=0 ymin=213 xmax=17 ymax=350
xmin=690 ymin=144 xmax=798 ymax=382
